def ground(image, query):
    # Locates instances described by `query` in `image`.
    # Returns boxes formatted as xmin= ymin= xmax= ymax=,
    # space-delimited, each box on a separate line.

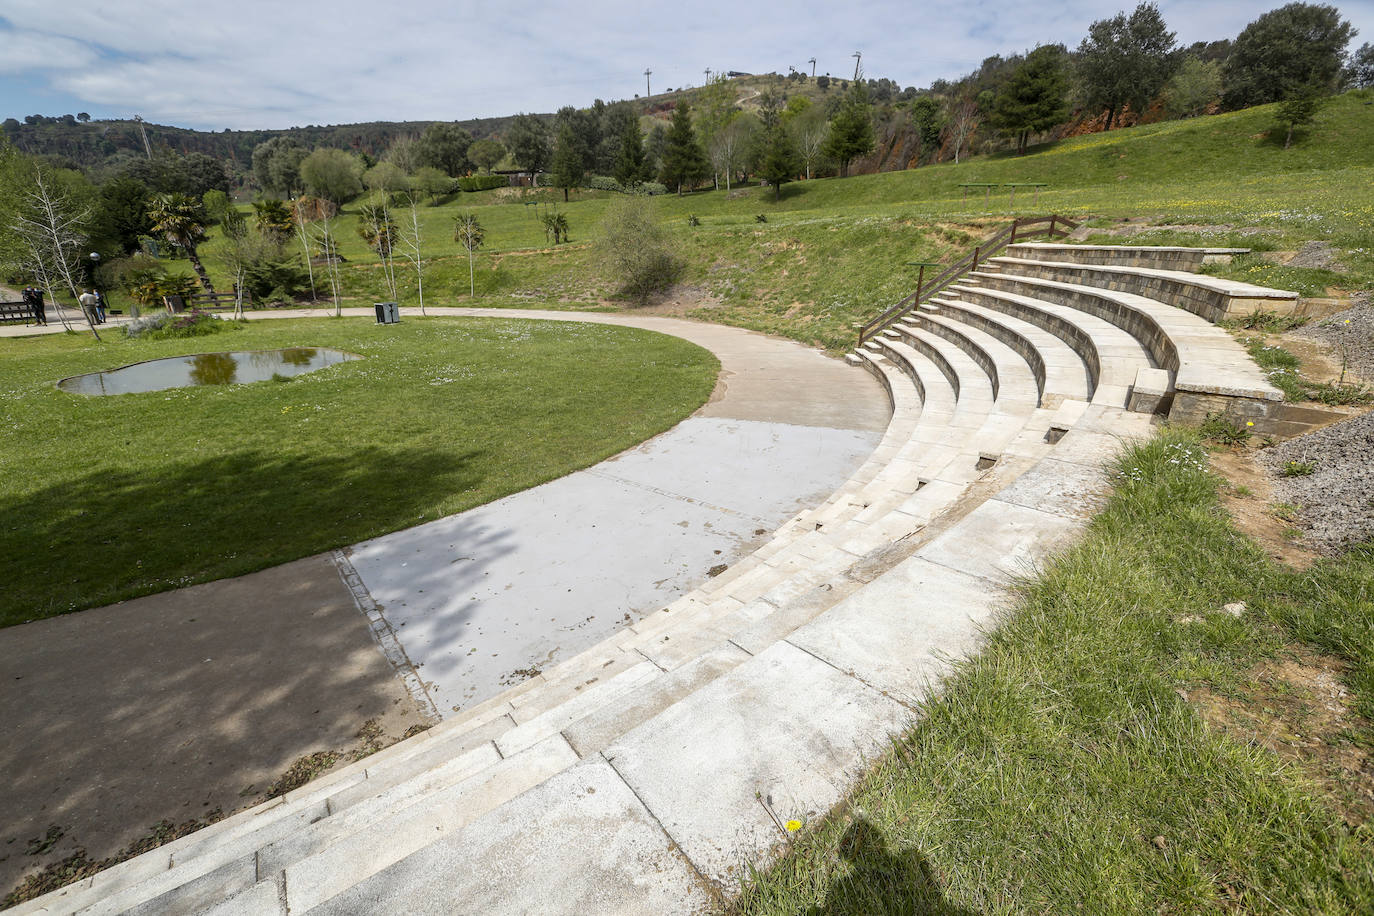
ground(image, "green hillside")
xmin=144 ymin=89 xmax=1371 ymax=353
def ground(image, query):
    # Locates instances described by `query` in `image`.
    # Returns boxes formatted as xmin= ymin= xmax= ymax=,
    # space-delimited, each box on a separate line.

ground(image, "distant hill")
xmin=0 ymin=70 xmax=904 ymax=180
xmin=0 ymin=112 xmax=550 ymax=177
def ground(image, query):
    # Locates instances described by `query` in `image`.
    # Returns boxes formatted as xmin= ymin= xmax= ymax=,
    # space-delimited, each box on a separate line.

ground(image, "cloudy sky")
xmin=2 ymin=0 xmax=1371 ymax=130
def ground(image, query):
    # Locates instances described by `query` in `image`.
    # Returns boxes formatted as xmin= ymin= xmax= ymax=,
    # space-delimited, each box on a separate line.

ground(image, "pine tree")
xmin=758 ymin=124 xmax=801 ymax=201
xmin=991 ymin=45 xmax=1070 ymax=155
xmin=822 ymin=81 xmax=875 ymax=177
xmin=550 ymin=124 xmax=585 ymax=202
xmin=658 ymin=103 xmax=709 ymax=196
xmin=613 ymin=118 xmax=648 ymax=189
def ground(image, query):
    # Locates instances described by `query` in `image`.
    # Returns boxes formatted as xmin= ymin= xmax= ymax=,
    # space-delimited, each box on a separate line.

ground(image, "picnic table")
xmin=959 ymin=182 xmax=1050 ymax=209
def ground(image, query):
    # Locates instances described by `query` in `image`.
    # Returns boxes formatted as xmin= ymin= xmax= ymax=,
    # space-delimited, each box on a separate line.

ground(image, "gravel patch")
xmin=1285 ymin=241 xmax=1345 ymax=271
xmin=1291 ymin=292 xmax=1374 ymax=382
xmin=1261 ymin=409 xmax=1374 ymax=552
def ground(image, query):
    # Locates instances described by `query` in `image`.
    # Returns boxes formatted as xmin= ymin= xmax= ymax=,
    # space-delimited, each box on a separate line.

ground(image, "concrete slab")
xmin=788 ymin=557 xmax=1007 ymax=702
xmin=604 ymin=641 xmax=910 ymax=892
xmin=310 ymin=758 xmax=714 ymax=915
xmin=349 ymin=415 xmax=882 ymax=716
xmin=916 ymin=497 xmax=1085 ymax=584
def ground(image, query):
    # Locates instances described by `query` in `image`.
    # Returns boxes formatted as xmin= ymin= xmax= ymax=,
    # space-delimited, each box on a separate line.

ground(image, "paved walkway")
xmin=0 ymin=308 xmax=887 ymax=892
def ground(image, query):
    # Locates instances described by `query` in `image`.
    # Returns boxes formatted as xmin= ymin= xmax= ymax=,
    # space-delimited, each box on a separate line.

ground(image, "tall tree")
xmin=710 ymin=116 xmax=757 ymax=190
xmin=148 ymin=192 xmax=214 ymax=292
xmin=299 ymin=148 xmax=363 ymax=207
xmin=613 ymin=118 xmax=648 ymax=188
xmin=453 ymin=213 xmax=485 ymax=297
xmin=658 ymin=103 xmax=709 ymax=195
xmin=383 ymin=135 xmax=422 ymax=175
xmin=468 ymin=138 xmax=506 ymax=173
xmin=942 ymin=96 xmax=980 ymax=164
xmin=1222 ymin=3 xmax=1355 ymax=109
xmin=791 ymin=111 xmax=828 ymax=180
xmin=550 ymin=123 xmax=585 ymax=202
xmin=8 ymin=163 xmax=98 ymax=336
xmin=1076 ymin=3 xmax=1178 ymax=129
xmin=823 ymin=81 xmax=875 ymax=177
xmin=990 ymin=44 xmax=1070 ymax=154
xmin=252 ymin=137 xmax=308 ymax=197
xmin=416 ymin=123 xmax=473 ymax=177
xmin=1163 ymin=57 xmax=1223 ymax=118
xmin=1349 ymin=43 xmax=1374 ymax=89
xmin=758 ymin=124 xmax=801 ymax=201
xmin=507 ymin=113 xmax=551 ymax=178
xmin=91 ymin=176 xmax=152 ymax=255
xmin=908 ymin=96 xmax=945 ymax=162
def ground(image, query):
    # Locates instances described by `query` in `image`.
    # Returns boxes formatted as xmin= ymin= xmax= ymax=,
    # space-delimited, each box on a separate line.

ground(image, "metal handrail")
xmin=857 ymin=214 xmax=1079 ymax=347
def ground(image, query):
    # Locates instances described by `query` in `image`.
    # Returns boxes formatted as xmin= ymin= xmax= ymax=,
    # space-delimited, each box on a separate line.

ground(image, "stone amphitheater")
xmin=18 ymin=240 xmax=1306 ymax=914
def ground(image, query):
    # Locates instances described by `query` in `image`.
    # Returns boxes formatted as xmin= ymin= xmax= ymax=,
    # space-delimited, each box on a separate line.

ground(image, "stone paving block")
xmin=604 ymin=641 xmax=909 ymax=892
xmin=992 ymin=457 xmax=1112 ymax=520
xmin=565 ymin=644 xmax=752 ymax=756
xmin=916 ymin=498 xmax=1085 ymax=584
xmin=310 ymin=759 xmax=712 ymax=915
xmin=498 ymin=661 xmax=662 ymax=755
xmin=283 ymin=735 xmax=579 ymax=913
xmin=788 ymin=557 xmax=1006 ymax=702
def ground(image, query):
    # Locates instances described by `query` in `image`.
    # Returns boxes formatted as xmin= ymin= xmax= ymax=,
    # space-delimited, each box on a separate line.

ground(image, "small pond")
xmin=58 ymin=348 xmax=361 ymax=396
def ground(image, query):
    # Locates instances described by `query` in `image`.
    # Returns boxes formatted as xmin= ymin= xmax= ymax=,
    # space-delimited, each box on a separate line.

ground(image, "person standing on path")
xmin=78 ymin=289 xmax=101 ymax=324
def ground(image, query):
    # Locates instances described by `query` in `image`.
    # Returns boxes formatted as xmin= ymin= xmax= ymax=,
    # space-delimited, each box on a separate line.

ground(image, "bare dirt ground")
xmin=0 ymin=555 xmax=426 ymax=906
xmin=1188 ymin=648 xmax=1374 ymax=828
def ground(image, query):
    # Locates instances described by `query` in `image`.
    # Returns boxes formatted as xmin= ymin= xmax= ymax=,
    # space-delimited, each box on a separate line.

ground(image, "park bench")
xmin=0 ymin=300 xmax=42 ymax=324
xmin=164 ymin=288 xmax=252 ymax=312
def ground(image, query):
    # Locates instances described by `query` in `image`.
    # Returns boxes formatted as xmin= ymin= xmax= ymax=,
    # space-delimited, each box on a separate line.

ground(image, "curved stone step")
xmin=987 ymin=255 xmax=1298 ymax=323
xmin=950 ymin=269 xmax=1283 ymax=421
xmin=259 ymin=409 xmax=1159 ymax=911
xmin=1005 ymin=242 xmax=1247 ymax=272
xmin=925 ymin=297 xmax=1092 ymax=407
xmin=952 ymin=281 xmax=1155 ymax=410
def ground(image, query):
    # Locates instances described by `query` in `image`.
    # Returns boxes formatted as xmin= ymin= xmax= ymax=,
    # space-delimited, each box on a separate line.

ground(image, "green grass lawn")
xmin=733 ymin=431 xmax=1374 ymax=914
xmin=0 ymin=318 xmax=717 ymax=626
xmin=111 ymin=90 xmax=1369 ymax=355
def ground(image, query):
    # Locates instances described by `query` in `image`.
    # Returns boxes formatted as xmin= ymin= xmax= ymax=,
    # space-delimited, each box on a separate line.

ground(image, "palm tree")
xmin=148 ymin=193 xmax=213 ymax=293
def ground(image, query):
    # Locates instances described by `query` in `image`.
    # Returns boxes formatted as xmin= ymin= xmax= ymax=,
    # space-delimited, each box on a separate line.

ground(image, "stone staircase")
xmin=19 ymin=245 xmax=1293 ymax=915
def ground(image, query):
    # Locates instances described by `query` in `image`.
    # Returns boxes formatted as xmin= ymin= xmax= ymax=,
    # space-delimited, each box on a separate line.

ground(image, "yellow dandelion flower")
xmin=785 ymin=819 xmax=802 ymax=833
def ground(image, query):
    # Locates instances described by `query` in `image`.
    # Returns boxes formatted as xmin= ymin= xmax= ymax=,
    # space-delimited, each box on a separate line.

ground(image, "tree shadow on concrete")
xmin=0 ymin=444 xmax=488 ymax=626
xmin=802 ymin=818 xmax=981 ymax=916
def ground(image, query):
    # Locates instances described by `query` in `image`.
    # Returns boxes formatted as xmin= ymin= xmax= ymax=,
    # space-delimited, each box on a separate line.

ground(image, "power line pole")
xmin=644 ymin=69 xmax=652 ymax=96
xmin=704 ymin=67 xmax=712 ymax=85
xmin=852 ymin=51 xmax=862 ymax=81
xmin=133 ymin=114 xmax=151 ymax=159
xmin=808 ymin=57 xmax=817 ymax=77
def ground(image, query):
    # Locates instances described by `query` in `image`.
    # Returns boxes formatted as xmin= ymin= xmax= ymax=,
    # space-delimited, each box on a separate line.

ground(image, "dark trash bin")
xmin=374 ymin=301 xmax=400 ymax=324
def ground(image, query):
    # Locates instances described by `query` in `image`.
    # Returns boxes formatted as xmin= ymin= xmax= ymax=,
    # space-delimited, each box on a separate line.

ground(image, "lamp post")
xmin=88 ymin=252 xmax=106 ymax=324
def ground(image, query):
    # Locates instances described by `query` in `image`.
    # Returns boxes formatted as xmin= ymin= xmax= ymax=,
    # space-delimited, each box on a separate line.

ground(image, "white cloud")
xmin=0 ymin=28 xmax=98 ymax=74
xmin=4 ymin=0 xmax=1372 ymax=129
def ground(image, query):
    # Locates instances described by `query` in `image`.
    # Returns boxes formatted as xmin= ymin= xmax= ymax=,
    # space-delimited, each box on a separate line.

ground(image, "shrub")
xmin=638 ymin=182 xmax=669 ymax=196
xmin=456 ymin=175 xmax=508 ymax=192
xmin=587 ymin=175 xmax=627 ymax=192
xmin=1198 ymin=411 xmax=1252 ymax=445
xmin=596 ymin=197 xmax=682 ymax=305
xmin=124 ymin=309 xmax=240 ymax=340
xmin=686 ymin=214 xmax=701 ymax=227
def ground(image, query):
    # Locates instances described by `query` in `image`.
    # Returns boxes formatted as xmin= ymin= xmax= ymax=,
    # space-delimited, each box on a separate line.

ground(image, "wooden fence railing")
xmin=857 ymin=214 xmax=1079 ymax=347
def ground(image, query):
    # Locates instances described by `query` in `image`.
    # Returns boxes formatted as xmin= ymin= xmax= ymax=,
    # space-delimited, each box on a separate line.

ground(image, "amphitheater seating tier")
xmin=18 ymin=244 xmax=1294 ymax=915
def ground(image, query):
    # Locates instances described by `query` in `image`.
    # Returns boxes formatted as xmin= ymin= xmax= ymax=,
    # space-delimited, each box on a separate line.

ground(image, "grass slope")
xmin=733 ymin=431 xmax=1374 ymax=914
xmin=0 ymin=318 xmax=717 ymax=625
xmin=154 ymin=91 xmax=1374 ymax=354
